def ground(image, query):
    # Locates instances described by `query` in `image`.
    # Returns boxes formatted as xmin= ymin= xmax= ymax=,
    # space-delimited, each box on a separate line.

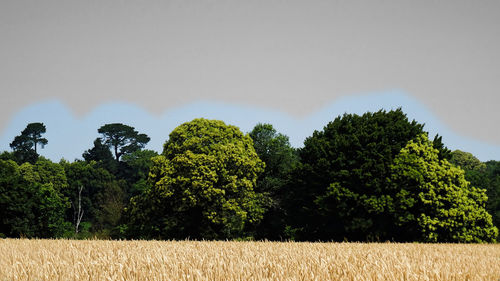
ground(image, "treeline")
xmin=0 ymin=108 xmax=498 ymax=242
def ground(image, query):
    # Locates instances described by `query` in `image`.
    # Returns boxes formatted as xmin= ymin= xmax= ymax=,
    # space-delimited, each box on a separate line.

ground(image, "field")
xmin=0 ymin=239 xmax=499 ymax=280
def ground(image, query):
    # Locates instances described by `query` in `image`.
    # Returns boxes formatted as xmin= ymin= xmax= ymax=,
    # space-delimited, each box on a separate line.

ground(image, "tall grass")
xmin=0 ymin=239 xmax=498 ymax=280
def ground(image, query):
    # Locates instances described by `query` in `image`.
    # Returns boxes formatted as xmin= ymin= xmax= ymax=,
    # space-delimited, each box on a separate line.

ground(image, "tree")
xmin=97 ymin=123 xmax=150 ymax=162
xmin=20 ymin=158 xmax=71 ymax=238
xmin=82 ymin=138 xmax=117 ymax=173
xmin=61 ymin=160 xmax=126 ymax=237
xmin=74 ymin=185 xmax=84 ymax=235
xmin=10 ymin=122 xmax=48 ymax=164
xmin=457 ymin=160 xmax=500 ymax=231
xmin=94 ymin=181 xmax=126 ymax=237
xmin=126 ymin=118 xmax=265 ymax=239
xmin=390 ymin=134 xmax=497 ymax=242
xmin=248 ymin=123 xmax=299 ymax=239
xmin=0 ymin=159 xmax=34 ymax=237
xmin=447 ymin=151 xmax=500 ymax=231
xmin=120 ymin=149 xmax=159 ymax=197
xmin=249 ymin=124 xmax=299 ymax=194
xmin=11 ymin=122 xmax=48 ymax=154
xmin=450 ymin=150 xmax=486 ymax=171
xmin=285 ymin=108 xmax=451 ymax=241
xmin=0 ymin=151 xmax=15 ymax=162
xmin=484 ymin=161 xmax=500 ymax=229
xmin=0 ymin=158 xmax=71 ymax=238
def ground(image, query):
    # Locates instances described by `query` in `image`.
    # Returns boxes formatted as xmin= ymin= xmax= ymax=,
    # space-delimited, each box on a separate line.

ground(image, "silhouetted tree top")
xmin=97 ymin=123 xmax=150 ymax=162
xmin=9 ymin=122 xmax=48 ymax=164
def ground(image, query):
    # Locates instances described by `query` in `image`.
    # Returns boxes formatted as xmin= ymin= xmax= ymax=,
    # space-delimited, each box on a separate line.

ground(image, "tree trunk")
xmin=75 ymin=185 xmax=84 ymax=235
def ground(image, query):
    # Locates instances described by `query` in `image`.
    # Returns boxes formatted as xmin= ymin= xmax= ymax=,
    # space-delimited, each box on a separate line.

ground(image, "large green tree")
xmin=20 ymin=158 xmax=71 ymax=238
xmin=390 ymin=134 xmax=497 ymax=242
xmin=0 ymin=158 xmax=70 ymax=238
xmin=248 ymin=123 xmax=299 ymax=239
xmin=0 ymin=159 xmax=34 ymax=237
xmin=10 ymin=122 xmax=48 ymax=164
xmin=126 ymin=118 xmax=265 ymax=239
xmin=285 ymin=108 xmax=450 ymax=241
xmin=97 ymin=123 xmax=150 ymax=162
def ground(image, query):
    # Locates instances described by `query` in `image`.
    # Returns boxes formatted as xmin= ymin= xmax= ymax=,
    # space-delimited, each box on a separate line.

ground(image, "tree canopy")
xmin=97 ymin=123 xmax=150 ymax=162
xmin=248 ymin=123 xmax=299 ymax=239
xmin=61 ymin=160 xmax=125 ymax=237
xmin=285 ymin=108 xmax=451 ymax=241
xmin=126 ymin=118 xmax=265 ymax=239
xmin=10 ymin=122 xmax=48 ymax=164
xmin=390 ymin=134 xmax=497 ymax=242
xmin=450 ymin=150 xmax=486 ymax=171
xmin=0 ymin=158 xmax=70 ymax=238
xmin=0 ymin=114 xmax=497 ymax=243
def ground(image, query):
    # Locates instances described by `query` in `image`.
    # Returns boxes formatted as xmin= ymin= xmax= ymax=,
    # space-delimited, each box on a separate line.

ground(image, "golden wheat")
xmin=0 ymin=239 xmax=498 ymax=280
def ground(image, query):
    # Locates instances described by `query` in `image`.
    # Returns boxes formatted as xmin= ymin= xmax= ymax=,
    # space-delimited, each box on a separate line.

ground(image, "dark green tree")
xmin=248 ymin=123 xmax=299 ymax=239
xmin=20 ymin=157 xmax=71 ymax=238
xmin=0 ymin=158 xmax=70 ymax=238
xmin=484 ymin=161 xmax=500 ymax=229
xmin=126 ymin=118 xmax=265 ymax=240
xmin=120 ymin=149 xmax=158 ymax=197
xmin=0 ymin=151 xmax=15 ymax=162
xmin=61 ymin=160 xmax=126 ymax=238
xmin=0 ymin=159 xmax=34 ymax=237
xmin=82 ymin=138 xmax=117 ymax=172
xmin=285 ymin=108 xmax=450 ymax=241
xmin=432 ymin=135 xmax=452 ymax=160
xmin=448 ymin=151 xmax=500 ymax=231
xmin=97 ymin=123 xmax=150 ymax=162
xmin=456 ymin=159 xmax=500 ymax=231
xmin=390 ymin=134 xmax=497 ymax=242
xmin=10 ymin=122 xmax=48 ymax=164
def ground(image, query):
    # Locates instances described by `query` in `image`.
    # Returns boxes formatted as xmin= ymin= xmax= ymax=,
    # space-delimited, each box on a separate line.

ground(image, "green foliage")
xmin=248 ymin=123 xmax=299 ymax=239
xmin=390 ymin=134 xmax=497 ymax=242
xmin=127 ymin=118 xmax=265 ymax=239
xmin=1 ymin=116 xmax=497 ymax=243
xmin=450 ymin=150 xmax=486 ymax=171
xmin=249 ymin=123 xmax=299 ymax=194
xmin=0 ymin=158 xmax=70 ymax=238
xmin=0 ymin=159 xmax=34 ymax=237
xmin=12 ymin=123 xmax=48 ymax=152
xmin=0 ymin=151 xmax=15 ymax=162
xmin=432 ymin=135 xmax=452 ymax=160
xmin=447 ymin=152 xmax=500 ymax=232
xmin=484 ymin=161 xmax=500 ymax=229
xmin=20 ymin=158 xmax=71 ymax=237
xmin=119 ymin=149 xmax=158 ymax=197
xmin=288 ymin=109 xmax=450 ymax=241
xmin=61 ymin=160 xmax=126 ymax=236
xmin=94 ymin=181 xmax=126 ymax=238
xmin=461 ymin=161 xmax=500 ymax=231
xmin=97 ymin=123 xmax=151 ymax=162
xmin=82 ymin=138 xmax=117 ymax=172
xmin=286 ymin=108 xmax=445 ymax=241
xmin=10 ymin=122 xmax=48 ymax=164
xmin=80 ymin=125 xmax=155 ymax=238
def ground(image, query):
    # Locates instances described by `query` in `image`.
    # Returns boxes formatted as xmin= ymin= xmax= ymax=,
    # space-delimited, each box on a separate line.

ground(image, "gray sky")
xmin=1 ymin=0 xmax=499 ymax=146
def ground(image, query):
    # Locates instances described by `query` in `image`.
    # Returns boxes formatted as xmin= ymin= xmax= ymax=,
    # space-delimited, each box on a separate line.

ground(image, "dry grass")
xmin=0 ymin=239 xmax=499 ymax=280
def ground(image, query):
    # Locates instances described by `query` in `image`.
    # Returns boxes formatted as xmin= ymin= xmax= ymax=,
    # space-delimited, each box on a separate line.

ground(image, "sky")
xmin=1 ymin=0 xmax=499 ymax=161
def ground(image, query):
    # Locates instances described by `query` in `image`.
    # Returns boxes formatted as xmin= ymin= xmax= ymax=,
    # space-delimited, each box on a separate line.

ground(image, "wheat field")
xmin=0 ymin=239 xmax=499 ymax=281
